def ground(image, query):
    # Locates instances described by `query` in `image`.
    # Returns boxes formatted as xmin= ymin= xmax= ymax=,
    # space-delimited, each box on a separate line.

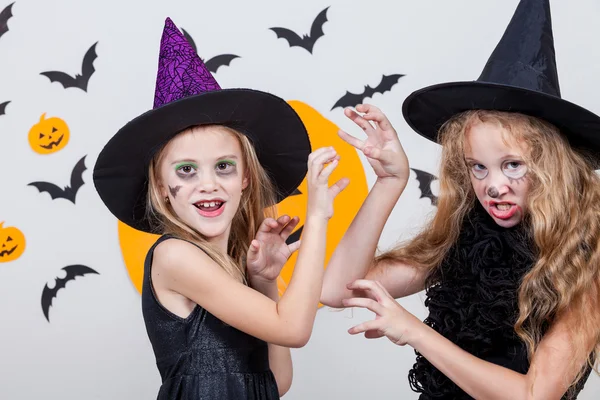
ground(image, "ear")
xmin=156 ymin=181 xmax=168 ymax=199
xmin=242 ymin=175 xmax=249 ymax=191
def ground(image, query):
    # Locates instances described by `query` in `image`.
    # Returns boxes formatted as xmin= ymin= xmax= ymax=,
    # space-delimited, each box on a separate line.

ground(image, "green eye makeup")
xmin=175 ymin=162 xmax=198 ymax=171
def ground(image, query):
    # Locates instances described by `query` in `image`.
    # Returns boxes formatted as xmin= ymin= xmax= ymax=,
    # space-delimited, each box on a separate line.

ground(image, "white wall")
xmin=0 ymin=0 xmax=598 ymax=398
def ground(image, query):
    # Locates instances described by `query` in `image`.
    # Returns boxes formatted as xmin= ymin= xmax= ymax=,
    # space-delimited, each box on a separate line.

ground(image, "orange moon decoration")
xmin=117 ymin=100 xmax=369 ymax=301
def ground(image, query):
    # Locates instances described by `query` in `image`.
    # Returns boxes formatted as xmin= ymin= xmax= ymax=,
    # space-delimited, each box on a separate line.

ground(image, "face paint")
xmin=464 ymin=120 xmax=531 ymax=228
xmin=487 ymin=186 xmax=499 ymax=198
xmin=168 ymin=185 xmax=181 ymax=198
xmin=215 ymin=159 xmax=238 ymax=177
xmin=174 ymin=162 xmax=198 ymax=180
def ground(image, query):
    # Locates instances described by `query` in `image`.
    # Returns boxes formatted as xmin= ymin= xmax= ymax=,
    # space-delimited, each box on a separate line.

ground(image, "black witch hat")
xmin=402 ymin=0 xmax=600 ymax=164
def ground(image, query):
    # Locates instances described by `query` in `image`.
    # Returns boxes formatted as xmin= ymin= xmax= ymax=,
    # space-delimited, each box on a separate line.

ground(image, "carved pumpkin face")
xmin=0 ymin=222 xmax=26 ymax=263
xmin=117 ymin=101 xmax=368 ymax=302
xmin=28 ymin=113 xmax=70 ymax=154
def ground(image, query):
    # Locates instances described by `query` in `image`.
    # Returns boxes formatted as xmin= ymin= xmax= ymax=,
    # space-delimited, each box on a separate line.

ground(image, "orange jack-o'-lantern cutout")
xmin=28 ymin=113 xmax=70 ymax=154
xmin=0 ymin=222 xmax=26 ymax=263
xmin=117 ymin=101 xmax=369 ymax=301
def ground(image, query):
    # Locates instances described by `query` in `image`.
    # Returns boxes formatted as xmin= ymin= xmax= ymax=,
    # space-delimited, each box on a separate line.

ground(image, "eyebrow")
xmin=170 ymin=155 xmax=240 ymax=165
xmin=465 ymin=154 xmax=523 ymax=162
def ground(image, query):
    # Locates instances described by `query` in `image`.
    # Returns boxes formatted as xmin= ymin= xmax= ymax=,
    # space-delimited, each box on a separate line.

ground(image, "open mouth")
xmin=489 ymin=201 xmax=518 ymax=220
xmin=40 ymin=135 xmax=64 ymax=149
xmin=0 ymin=246 xmax=17 ymax=257
xmin=193 ymin=200 xmax=226 ymax=217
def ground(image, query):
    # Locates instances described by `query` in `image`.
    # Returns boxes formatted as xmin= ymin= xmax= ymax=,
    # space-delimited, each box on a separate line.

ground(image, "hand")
xmin=246 ymin=215 xmax=301 ymax=283
xmin=342 ymin=279 xmax=424 ymax=346
xmin=306 ymin=146 xmax=350 ymax=220
xmin=339 ymin=104 xmax=410 ymax=184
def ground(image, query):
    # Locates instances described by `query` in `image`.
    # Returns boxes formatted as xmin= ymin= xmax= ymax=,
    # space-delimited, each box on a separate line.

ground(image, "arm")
xmin=344 ymin=280 xmax=594 ymax=400
xmin=152 ymin=215 xmax=326 ymax=348
xmin=320 ymin=179 xmax=428 ymax=307
xmin=152 ymin=147 xmax=348 ymax=348
xmin=319 ymin=104 xmax=421 ymax=307
xmin=249 ymin=277 xmax=292 ymax=396
xmin=409 ymin=311 xmax=591 ymax=399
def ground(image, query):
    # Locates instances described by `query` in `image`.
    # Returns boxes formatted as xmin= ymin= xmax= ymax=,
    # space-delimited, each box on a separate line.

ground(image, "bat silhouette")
xmin=270 ymin=6 xmax=329 ymax=54
xmin=411 ymin=168 xmax=438 ymax=206
xmin=28 ymin=155 xmax=87 ymax=204
xmin=181 ymin=28 xmax=240 ymax=73
xmin=41 ymin=264 xmax=99 ymax=322
xmin=285 ymin=188 xmax=303 ymax=245
xmin=0 ymin=2 xmax=14 ymax=40
xmin=0 ymin=100 xmax=9 ymax=116
xmin=331 ymin=74 xmax=404 ymax=111
xmin=40 ymin=42 xmax=98 ymax=92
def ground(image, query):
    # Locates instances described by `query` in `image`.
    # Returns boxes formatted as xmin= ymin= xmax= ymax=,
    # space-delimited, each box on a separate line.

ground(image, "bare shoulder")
xmin=151 ymin=237 xmax=220 ymax=286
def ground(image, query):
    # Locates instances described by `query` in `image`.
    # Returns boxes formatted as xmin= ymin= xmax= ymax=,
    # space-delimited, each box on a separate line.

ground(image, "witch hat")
xmin=402 ymin=0 xmax=600 ymax=164
xmin=93 ymin=17 xmax=310 ymax=233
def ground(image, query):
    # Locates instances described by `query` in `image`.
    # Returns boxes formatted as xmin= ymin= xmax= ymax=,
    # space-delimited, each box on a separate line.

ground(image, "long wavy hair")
xmin=377 ymin=110 xmax=600 ymax=391
xmin=145 ymin=124 xmax=278 ymax=284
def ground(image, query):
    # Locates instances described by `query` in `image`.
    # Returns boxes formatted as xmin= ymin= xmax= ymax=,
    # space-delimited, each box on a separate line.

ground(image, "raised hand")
xmin=342 ymin=279 xmax=425 ymax=346
xmin=339 ymin=104 xmax=410 ymax=184
xmin=246 ymin=215 xmax=302 ymax=283
xmin=306 ymin=146 xmax=350 ymax=220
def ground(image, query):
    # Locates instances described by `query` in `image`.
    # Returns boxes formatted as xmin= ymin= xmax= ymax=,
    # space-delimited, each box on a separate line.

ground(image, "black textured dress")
xmin=141 ymin=234 xmax=280 ymax=400
xmin=408 ymin=203 xmax=592 ymax=399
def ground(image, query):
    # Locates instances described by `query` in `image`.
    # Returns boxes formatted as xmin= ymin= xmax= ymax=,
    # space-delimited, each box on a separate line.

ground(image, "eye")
xmin=470 ymin=163 xmax=488 ymax=180
xmin=6 ymin=236 xmax=12 ymax=241
xmin=176 ymin=164 xmax=196 ymax=174
xmin=216 ymin=160 xmax=236 ymax=173
xmin=503 ymin=160 xmax=527 ymax=179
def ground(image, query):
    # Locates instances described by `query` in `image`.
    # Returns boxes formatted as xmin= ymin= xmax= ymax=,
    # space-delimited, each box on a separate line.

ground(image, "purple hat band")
xmin=153 ymin=17 xmax=221 ymax=109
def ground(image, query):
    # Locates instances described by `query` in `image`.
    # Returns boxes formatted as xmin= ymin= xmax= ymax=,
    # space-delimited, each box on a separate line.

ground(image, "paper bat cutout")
xmin=331 ymin=74 xmax=404 ymax=111
xmin=204 ymin=54 xmax=240 ymax=73
xmin=0 ymin=2 xmax=14 ymax=40
xmin=411 ymin=168 xmax=438 ymax=206
xmin=181 ymin=28 xmax=240 ymax=73
xmin=270 ymin=6 xmax=329 ymax=54
xmin=28 ymin=155 xmax=87 ymax=204
xmin=0 ymin=100 xmax=9 ymax=116
xmin=41 ymin=264 xmax=99 ymax=322
xmin=40 ymin=42 xmax=98 ymax=92
xmin=285 ymin=188 xmax=303 ymax=245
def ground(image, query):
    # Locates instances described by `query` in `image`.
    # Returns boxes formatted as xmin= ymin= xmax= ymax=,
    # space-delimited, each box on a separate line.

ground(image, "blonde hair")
xmin=145 ymin=124 xmax=278 ymax=284
xmin=378 ymin=110 xmax=600 ymax=392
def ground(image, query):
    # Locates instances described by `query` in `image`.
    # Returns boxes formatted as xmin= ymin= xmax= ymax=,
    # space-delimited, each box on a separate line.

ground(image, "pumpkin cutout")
xmin=0 ymin=222 xmax=26 ymax=263
xmin=28 ymin=113 xmax=70 ymax=154
xmin=117 ymin=100 xmax=369 ymax=302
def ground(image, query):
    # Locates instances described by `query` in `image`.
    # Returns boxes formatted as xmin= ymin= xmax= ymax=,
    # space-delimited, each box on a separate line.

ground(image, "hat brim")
xmin=402 ymin=81 xmax=600 ymax=166
xmin=93 ymin=88 xmax=310 ymax=233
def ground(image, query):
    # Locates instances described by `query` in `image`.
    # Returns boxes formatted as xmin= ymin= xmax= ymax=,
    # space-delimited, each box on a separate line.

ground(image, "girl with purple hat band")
xmin=321 ymin=1 xmax=600 ymax=399
xmin=93 ymin=17 xmax=348 ymax=399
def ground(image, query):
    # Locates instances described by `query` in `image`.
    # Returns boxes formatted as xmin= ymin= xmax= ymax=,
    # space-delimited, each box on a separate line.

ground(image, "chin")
xmin=487 ymin=210 xmax=524 ymax=228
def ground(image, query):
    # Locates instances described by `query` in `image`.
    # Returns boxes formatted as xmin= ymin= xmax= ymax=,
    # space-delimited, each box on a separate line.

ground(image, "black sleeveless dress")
xmin=141 ymin=234 xmax=280 ymax=400
xmin=408 ymin=203 xmax=593 ymax=399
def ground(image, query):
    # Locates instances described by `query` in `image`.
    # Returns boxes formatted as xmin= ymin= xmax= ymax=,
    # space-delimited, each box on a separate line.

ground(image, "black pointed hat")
xmin=402 ymin=0 xmax=600 ymax=164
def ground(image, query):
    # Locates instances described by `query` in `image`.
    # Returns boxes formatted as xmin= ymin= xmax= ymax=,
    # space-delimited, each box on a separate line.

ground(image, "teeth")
xmin=496 ymin=203 xmax=510 ymax=210
xmin=197 ymin=201 xmax=221 ymax=208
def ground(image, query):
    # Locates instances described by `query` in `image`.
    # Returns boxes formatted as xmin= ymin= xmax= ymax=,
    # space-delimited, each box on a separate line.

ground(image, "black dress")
xmin=408 ymin=203 xmax=593 ymax=399
xmin=141 ymin=234 xmax=280 ymax=400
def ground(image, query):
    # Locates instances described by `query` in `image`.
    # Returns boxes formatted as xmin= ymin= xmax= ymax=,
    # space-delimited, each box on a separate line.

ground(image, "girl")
xmin=93 ymin=18 xmax=348 ymax=399
xmin=321 ymin=1 xmax=600 ymax=399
